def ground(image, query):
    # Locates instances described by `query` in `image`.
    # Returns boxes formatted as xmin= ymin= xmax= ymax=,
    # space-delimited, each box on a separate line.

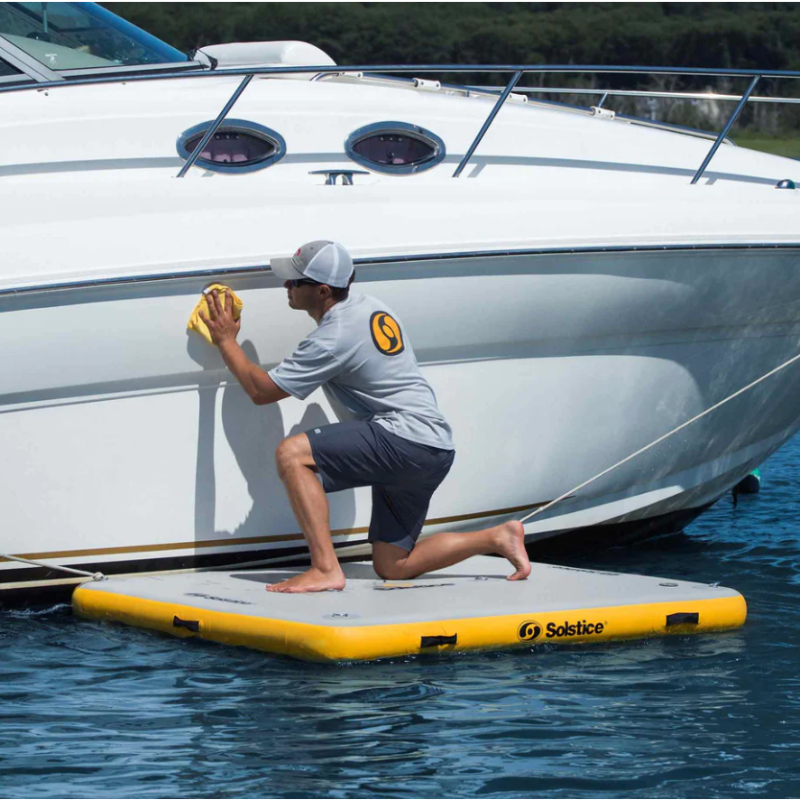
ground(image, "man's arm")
xmin=199 ymin=289 xmax=290 ymax=406
xmin=219 ymin=339 xmax=289 ymax=406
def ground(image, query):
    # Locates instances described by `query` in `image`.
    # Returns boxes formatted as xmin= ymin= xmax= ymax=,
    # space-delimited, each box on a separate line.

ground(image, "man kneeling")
xmin=200 ymin=240 xmax=530 ymax=593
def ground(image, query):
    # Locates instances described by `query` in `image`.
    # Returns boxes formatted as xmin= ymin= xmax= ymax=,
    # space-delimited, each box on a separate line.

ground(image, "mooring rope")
xmin=0 ymin=553 xmax=105 ymax=581
xmin=519 ymin=349 xmax=800 ymax=526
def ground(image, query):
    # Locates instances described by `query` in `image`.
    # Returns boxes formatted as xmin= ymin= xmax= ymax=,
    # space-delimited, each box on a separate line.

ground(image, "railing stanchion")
xmin=176 ymin=73 xmax=253 ymax=178
xmin=691 ymin=75 xmax=760 ymax=185
xmin=453 ymin=70 xmax=523 ymax=178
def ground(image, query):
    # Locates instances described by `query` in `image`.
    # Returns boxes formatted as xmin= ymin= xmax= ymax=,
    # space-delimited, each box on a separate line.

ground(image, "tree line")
xmin=105 ymin=3 xmax=800 ymax=134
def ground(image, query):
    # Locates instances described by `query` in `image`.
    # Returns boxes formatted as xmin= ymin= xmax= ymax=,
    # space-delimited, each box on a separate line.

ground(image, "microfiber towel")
xmin=187 ymin=284 xmax=243 ymax=345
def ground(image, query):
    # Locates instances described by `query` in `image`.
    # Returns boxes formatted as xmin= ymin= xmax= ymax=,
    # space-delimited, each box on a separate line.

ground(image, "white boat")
xmin=2 ymin=2 xmax=799 ymax=602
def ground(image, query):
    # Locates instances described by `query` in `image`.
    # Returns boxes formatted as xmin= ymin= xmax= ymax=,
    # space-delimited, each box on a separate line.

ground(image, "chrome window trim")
xmin=0 ymin=36 xmax=62 ymax=82
xmin=3 ymin=243 xmax=800 ymax=298
xmin=345 ymin=121 xmax=446 ymax=175
xmin=176 ymin=118 xmax=286 ymax=174
xmin=59 ymin=61 xmax=205 ymax=80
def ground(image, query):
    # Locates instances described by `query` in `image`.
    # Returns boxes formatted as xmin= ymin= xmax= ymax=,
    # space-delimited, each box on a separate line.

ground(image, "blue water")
xmin=2 ymin=446 xmax=800 ymax=799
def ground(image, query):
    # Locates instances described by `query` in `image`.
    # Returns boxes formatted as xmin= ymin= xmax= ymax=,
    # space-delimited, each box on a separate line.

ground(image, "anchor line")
xmin=0 ymin=553 xmax=105 ymax=581
xmin=518 ymin=349 xmax=800 ymax=526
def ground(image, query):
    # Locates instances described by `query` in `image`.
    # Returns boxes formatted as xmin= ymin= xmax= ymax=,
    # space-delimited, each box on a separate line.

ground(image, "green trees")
xmin=103 ymin=3 xmax=800 ymax=141
xmin=104 ymin=3 xmax=800 ymax=71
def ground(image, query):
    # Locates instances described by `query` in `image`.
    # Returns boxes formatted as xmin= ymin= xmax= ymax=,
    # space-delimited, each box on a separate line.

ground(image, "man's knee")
xmin=274 ymin=434 xmax=314 ymax=480
xmin=374 ymin=562 xmax=408 ymax=581
xmin=372 ymin=543 xmax=410 ymax=580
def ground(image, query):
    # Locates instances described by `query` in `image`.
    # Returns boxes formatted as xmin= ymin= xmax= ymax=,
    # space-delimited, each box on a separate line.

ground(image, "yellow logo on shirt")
xmin=370 ymin=311 xmax=405 ymax=356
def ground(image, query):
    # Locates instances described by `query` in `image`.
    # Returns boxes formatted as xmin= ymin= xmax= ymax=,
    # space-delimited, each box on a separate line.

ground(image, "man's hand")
xmin=198 ymin=288 xmax=289 ymax=406
xmin=199 ymin=289 xmax=241 ymax=346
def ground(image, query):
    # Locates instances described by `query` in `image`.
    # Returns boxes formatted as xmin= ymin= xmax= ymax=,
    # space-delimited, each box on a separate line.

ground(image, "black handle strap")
xmin=420 ymin=634 xmax=457 ymax=648
xmin=173 ymin=615 xmax=200 ymax=632
xmin=666 ymin=612 xmax=699 ymax=627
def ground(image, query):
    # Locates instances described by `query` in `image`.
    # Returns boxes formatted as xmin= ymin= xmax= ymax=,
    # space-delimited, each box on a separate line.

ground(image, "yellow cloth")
xmin=187 ymin=284 xmax=243 ymax=345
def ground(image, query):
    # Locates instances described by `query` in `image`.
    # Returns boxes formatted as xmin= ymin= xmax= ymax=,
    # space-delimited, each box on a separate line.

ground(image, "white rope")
xmin=519 ymin=349 xmax=800 ymax=526
xmin=0 ymin=553 xmax=105 ymax=581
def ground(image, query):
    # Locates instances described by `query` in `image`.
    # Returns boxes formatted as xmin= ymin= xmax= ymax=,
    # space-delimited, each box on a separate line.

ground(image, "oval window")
xmin=177 ymin=120 xmax=286 ymax=173
xmin=346 ymin=122 xmax=445 ymax=175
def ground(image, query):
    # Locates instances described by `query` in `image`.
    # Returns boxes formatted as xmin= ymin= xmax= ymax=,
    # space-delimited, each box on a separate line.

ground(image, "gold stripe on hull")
xmin=2 ymin=501 xmax=550 ymax=564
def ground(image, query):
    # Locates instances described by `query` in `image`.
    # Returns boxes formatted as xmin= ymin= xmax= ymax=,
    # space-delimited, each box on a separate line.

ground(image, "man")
xmin=200 ymin=240 xmax=530 ymax=593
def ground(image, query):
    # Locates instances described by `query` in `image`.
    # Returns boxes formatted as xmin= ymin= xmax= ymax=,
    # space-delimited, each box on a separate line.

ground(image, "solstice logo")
xmin=370 ymin=311 xmax=405 ymax=356
xmin=545 ymin=620 xmax=605 ymax=638
xmin=517 ymin=620 xmax=543 ymax=642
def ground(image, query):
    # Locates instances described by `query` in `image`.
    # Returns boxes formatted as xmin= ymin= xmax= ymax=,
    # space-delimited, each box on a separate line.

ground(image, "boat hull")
xmin=4 ymin=245 xmax=800 ymax=599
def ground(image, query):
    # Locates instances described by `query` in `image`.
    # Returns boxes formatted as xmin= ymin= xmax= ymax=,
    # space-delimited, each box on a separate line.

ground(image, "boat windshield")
xmin=0 ymin=2 xmax=188 ymax=71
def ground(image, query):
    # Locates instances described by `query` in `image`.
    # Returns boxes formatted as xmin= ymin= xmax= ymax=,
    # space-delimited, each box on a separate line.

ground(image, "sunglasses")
xmin=288 ymin=278 xmax=321 ymax=288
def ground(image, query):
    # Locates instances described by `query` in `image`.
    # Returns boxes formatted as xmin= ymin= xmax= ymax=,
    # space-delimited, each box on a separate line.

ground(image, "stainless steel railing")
xmin=474 ymin=85 xmax=800 ymax=105
xmin=691 ymin=76 xmax=762 ymax=185
xmin=2 ymin=62 xmax=799 ymax=183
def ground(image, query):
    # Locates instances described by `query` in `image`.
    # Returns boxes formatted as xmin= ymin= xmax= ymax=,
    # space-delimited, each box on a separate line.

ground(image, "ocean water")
xmin=2 ymin=445 xmax=800 ymax=799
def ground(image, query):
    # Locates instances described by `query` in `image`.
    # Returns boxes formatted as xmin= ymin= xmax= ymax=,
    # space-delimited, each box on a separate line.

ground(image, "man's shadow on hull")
xmin=190 ymin=337 xmax=357 ymax=544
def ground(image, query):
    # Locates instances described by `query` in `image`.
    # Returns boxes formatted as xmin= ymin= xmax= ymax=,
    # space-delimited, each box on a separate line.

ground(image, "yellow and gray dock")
xmin=72 ymin=557 xmax=747 ymax=663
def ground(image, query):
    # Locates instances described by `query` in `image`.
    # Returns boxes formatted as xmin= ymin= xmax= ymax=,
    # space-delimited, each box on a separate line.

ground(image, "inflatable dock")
xmin=72 ymin=557 xmax=747 ymax=663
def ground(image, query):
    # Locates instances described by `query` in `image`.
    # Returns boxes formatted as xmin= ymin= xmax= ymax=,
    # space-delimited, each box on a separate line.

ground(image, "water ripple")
xmin=4 ymin=440 xmax=800 ymax=798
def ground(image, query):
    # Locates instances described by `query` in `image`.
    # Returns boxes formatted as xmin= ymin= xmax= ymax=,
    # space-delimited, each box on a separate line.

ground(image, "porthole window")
xmin=345 ymin=121 xmax=445 ymax=175
xmin=176 ymin=119 xmax=286 ymax=173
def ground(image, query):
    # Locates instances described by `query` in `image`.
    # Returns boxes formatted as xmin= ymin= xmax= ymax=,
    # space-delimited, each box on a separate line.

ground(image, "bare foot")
xmin=265 ymin=566 xmax=346 ymax=594
xmin=493 ymin=521 xmax=531 ymax=581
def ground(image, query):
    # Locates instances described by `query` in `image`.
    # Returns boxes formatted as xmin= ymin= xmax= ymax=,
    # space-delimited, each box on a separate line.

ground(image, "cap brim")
xmin=270 ymin=256 xmax=307 ymax=282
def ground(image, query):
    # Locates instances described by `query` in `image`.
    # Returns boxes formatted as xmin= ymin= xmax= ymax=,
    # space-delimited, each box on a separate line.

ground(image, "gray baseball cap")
xmin=271 ymin=240 xmax=354 ymax=288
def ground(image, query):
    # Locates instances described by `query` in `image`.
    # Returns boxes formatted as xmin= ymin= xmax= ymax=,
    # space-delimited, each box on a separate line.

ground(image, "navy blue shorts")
xmin=307 ymin=420 xmax=455 ymax=552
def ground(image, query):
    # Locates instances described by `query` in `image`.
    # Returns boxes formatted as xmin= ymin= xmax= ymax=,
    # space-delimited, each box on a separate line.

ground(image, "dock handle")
xmin=420 ymin=634 xmax=457 ymax=648
xmin=173 ymin=616 xmax=201 ymax=633
xmin=666 ymin=612 xmax=699 ymax=627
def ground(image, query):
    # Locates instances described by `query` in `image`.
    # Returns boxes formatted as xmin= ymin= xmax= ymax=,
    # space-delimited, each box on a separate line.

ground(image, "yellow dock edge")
xmin=72 ymin=586 xmax=747 ymax=663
